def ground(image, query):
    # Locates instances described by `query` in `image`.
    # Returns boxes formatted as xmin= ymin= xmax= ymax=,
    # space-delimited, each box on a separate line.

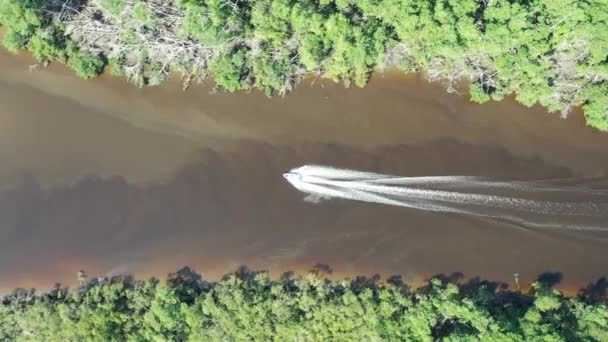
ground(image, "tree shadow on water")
xmin=223 ymin=265 xmax=265 ymax=281
xmin=578 ymin=277 xmax=608 ymax=304
xmin=350 ymin=274 xmax=382 ymax=293
xmin=309 ymin=263 xmax=333 ymax=275
xmin=460 ymin=276 xmax=509 ymax=297
xmin=433 ymin=272 xmax=465 ymax=285
xmin=165 ymin=265 xmax=605 ymax=307
xmin=536 ymin=271 xmax=563 ymax=288
xmin=168 ymin=266 xmax=202 ymax=286
xmin=386 ymin=275 xmax=412 ymax=295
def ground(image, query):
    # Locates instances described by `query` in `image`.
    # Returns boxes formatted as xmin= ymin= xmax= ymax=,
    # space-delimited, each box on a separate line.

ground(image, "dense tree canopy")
xmin=0 ymin=0 xmax=607 ymax=130
xmin=1 ymin=267 xmax=607 ymax=341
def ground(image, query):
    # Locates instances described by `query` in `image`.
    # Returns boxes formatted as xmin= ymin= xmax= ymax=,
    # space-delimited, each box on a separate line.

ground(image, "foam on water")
xmin=286 ymin=165 xmax=608 ymax=231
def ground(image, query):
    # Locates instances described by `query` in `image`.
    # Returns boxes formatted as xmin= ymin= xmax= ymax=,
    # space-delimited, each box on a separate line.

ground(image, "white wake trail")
xmin=296 ymin=165 xmax=606 ymax=195
xmin=294 ymin=165 xmax=409 ymax=180
xmin=286 ymin=165 xmax=608 ymax=231
xmin=320 ymin=178 xmax=604 ymax=217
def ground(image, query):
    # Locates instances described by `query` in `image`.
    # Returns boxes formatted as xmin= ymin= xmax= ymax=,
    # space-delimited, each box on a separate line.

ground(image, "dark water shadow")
xmin=578 ymin=277 xmax=608 ymax=304
xmin=536 ymin=271 xmax=563 ymax=288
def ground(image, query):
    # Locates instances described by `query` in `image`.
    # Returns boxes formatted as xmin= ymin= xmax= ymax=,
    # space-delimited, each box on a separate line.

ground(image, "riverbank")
xmin=1 ymin=0 xmax=607 ymax=129
xmin=1 ymin=268 xmax=606 ymax=341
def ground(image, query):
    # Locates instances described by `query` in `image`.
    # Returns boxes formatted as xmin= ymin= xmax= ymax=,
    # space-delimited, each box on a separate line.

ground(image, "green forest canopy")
xmin=1 ymin=267 xmax=607 ymax=341
xmin=0 ymin=0 xmax=607 ymax=130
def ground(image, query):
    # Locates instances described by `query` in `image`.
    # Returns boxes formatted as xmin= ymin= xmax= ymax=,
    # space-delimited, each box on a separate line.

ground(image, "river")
xmin=1 ymin=48 xmax=607 ymax=292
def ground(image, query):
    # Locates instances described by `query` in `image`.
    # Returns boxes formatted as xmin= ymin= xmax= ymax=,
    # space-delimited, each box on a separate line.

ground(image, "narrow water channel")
xmin=1 ymin=48 xmax=607 ymax=291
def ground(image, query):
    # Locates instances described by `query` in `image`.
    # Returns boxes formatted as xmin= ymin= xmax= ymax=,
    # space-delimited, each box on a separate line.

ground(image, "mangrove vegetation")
xmin=0 ymin=0 xmax=607 ymax=129
xmin=1 ymin=267 xmax=607 ymax=341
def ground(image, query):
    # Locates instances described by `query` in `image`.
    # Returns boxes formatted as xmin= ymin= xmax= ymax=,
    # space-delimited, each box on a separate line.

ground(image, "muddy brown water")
xmin=1 ymin=48 xmax=607 ymax=292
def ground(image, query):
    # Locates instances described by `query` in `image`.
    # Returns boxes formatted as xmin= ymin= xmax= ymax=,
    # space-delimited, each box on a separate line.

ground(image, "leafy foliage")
xmin=208 ymin=47 xmax=250 ymax=92
xmin=0 ymin=0 xmax=57 ymax=58
xmin=0 ymin=0 xmax=106 ymax=76
xmin=101 ymin=0 xmax=127 ymax=16
xmin=1 ymin=0 xmax=607 ymax=130
xmin=68 ymin=51 xmax=106 ymax=79
xmin=1 ymin=268 xmax=607 ymax=341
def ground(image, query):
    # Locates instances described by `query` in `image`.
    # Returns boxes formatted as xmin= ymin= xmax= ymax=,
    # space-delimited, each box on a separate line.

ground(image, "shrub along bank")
xmin=1 ymin=267 xmax=607 ymax=341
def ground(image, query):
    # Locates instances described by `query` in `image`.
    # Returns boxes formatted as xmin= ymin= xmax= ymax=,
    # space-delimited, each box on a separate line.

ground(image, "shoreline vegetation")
xmin=1 ymin=267 xmax=607 ymax=340
xmin=1 ymin=0 xmax=607 ymax=130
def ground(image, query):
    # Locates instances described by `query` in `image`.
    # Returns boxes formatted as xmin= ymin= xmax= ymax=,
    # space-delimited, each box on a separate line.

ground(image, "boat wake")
xmin=284 ymin=165 xmax=608 ymax=231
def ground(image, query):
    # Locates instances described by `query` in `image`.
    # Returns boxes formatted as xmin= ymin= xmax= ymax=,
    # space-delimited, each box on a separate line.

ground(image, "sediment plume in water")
xmin=285 ymin=165 xmax=608 ymax=232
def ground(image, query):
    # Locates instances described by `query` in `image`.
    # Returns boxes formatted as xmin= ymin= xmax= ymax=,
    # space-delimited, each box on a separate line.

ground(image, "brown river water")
xmin=1 ymin=48 xmax=607 ymax=292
